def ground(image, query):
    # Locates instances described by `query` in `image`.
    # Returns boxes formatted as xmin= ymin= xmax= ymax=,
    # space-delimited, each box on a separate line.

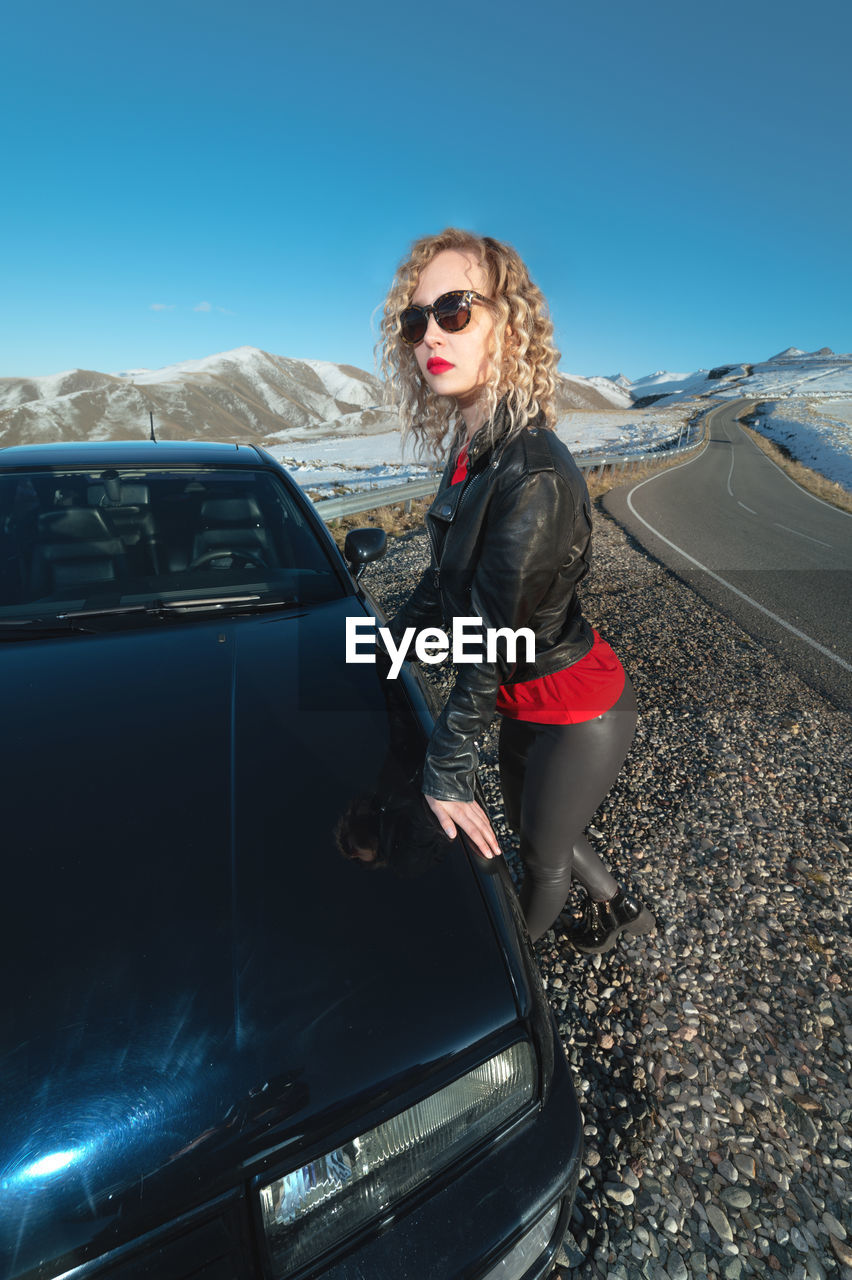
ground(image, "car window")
xmin=0 ymin=466 xmax=345 ymax=618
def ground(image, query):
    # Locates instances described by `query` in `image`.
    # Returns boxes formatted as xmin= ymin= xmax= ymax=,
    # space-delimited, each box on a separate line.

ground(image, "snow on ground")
xmin=630 ymin=368 xmax=732 ymax=399
xmin=266 ymin=404 xmax=696 ymax=493
xmin=814 ymin=400 xmax=852 ymax=425
xmin=756 ymin=398 xmax=852 ymax=490
xmin=267 ymin=386 xmax=852 ymax=498
xmin=644 ymin=350 xmax=852 ymax=406
xmin=738 ymin=353 xmax=852 ymax=400
xmin=265 ymin=430 xmax=432 ymax=490
xmin=555 ymin=405 xmax=693 ymax=456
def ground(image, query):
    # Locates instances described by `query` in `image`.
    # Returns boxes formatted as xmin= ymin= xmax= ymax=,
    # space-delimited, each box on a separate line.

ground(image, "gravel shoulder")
xmin=366 ymin=503 xmax=852 ymax=1280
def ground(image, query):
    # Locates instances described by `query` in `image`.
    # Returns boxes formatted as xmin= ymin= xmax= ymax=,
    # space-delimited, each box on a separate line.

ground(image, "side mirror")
xmin=344 ymin=527 xmax=387 ymax=580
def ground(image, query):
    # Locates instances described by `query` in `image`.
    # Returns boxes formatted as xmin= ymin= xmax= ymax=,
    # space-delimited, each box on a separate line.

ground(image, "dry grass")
xmin=326 ymin=497 xmax=433 ymax=550
xmin=736 ymin=418 xmax=852 ymax=514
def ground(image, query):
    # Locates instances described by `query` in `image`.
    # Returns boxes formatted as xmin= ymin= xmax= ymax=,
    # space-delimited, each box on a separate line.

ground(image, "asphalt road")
xmin=603 ymin=398 xmax=852 ymax=710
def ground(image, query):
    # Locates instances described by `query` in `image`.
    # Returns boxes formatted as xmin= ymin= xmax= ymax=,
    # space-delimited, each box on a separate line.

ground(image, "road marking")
xmin=726 ymin=405 xmax=838 ymax=546
xmin=726 ymin=444 xmax=736 ymax=499
xmin=773 ymin=522 xmax=833 ymax=549
xmin=723 ymin=408 xmax=754 ymax=513
xmin=626 ymin=464 xmax=852 ymax=675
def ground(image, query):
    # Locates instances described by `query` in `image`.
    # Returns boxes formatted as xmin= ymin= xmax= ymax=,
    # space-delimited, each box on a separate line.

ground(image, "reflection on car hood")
xmin=0 ymin=600 xmax=518 ymax=1275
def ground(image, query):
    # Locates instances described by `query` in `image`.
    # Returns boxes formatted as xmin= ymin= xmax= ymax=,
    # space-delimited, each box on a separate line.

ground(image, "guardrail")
xmin=311 ymin=417 xmax=708 ymax=521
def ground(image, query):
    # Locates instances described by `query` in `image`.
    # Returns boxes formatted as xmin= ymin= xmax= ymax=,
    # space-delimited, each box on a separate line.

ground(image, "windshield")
xmin=0 ymin=465 xmax=344 ymax=620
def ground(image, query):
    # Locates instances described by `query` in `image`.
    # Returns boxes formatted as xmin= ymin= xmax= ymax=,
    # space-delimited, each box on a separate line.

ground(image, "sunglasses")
xmin=399 ymin=290 xmax=490 ymax=345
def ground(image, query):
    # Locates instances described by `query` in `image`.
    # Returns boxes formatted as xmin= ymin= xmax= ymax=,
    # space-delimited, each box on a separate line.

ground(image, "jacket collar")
xmin=464 ymin=397 xmax=544 ymax=473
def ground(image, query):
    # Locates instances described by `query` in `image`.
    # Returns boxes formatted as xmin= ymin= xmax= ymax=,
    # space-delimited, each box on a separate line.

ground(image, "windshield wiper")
xmin=151 ymin=595 xmax=300 ymax=615
xmin=0 ymin=596 xmax=302 ymax=639
xmin=155 ymin=594 xmax=262 ymax=612
xmin=57 ymin=598 xmax=295 ymax=618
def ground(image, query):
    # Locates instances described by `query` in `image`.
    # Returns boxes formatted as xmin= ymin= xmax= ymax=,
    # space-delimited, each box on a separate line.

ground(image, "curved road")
xmin=603 ymin=398 xmax=852 ymax=709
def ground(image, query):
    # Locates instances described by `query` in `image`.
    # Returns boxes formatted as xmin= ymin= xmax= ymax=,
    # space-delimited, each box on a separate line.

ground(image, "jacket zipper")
xmin=426 ymin=475 xmax=444 ymax=589
xmin=428 ymin=456 xmax=495 ymax=590
xmin=429 ymin=524 xmax=440 ymax=591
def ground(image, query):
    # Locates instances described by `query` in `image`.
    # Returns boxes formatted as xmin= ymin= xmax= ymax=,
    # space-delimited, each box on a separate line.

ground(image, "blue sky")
xmin=2 ymin=0 xmax=850 ymax=381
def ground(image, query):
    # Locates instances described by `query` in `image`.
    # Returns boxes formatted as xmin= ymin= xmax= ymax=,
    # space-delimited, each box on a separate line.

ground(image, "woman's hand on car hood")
xmin=424 ymin=794 xmax=502 ymax=861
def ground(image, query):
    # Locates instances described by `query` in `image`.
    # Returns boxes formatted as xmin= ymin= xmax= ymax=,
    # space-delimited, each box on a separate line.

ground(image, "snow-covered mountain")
xmin=557 ymin=374 xmax=633 ymax=410
xmin=624 ymin=348 xmax=852 ymax=405
xmin=0 ymin=347 xmax=632 ymax=448
xmin=1 ymin=345 xmax=849 ymax=457
xmin=0 ymin=348 xmax=398 ymax=449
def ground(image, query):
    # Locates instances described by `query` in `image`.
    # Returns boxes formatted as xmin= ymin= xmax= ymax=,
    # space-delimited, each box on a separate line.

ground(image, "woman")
xmin=379 ymin=228 xmax=654 ymax=953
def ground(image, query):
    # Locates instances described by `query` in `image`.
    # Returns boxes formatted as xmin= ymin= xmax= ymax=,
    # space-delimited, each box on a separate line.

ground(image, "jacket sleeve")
xmin=421 ymin=469 xmax=575 ymax=802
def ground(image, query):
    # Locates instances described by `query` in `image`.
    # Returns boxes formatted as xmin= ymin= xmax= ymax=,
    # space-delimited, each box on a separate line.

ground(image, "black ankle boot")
xmin=562 ymin=888 xmax=655 ymax=955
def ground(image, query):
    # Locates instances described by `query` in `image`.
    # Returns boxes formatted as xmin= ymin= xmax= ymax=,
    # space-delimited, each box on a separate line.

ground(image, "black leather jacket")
xmin=388 ymin=401 xmax=595 ymax=802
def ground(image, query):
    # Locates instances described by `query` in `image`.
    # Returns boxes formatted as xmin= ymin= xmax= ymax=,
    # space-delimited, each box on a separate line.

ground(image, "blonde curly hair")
xmin=377 ymin=228 xmax=561 ymax=464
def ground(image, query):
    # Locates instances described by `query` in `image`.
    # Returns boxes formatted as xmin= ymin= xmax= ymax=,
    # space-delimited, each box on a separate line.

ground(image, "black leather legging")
xmin=497 ymin=677 xmax=638 ymax=942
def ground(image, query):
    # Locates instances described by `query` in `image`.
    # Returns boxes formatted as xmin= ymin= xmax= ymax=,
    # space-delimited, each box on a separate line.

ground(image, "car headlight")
xmin=259 ymin=1041 xmax=536 ymax=1276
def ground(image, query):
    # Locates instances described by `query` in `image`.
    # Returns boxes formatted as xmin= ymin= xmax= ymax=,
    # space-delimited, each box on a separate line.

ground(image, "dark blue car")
xmin=0 ymin=441 xmax=581 ymax=1280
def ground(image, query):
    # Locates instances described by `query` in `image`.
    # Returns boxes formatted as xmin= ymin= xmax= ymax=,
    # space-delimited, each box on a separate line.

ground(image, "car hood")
xmin=0 ymin=600 xmax=519 ymax=1274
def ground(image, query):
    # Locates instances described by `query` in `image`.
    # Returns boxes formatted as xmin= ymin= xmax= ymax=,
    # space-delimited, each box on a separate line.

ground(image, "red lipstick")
xmin=427 ymin=358 xmax=454 ymax=374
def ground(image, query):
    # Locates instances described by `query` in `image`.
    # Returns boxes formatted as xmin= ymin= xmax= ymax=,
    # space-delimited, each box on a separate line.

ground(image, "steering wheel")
xmin=188 ymin=548 xmax=268 ymax=571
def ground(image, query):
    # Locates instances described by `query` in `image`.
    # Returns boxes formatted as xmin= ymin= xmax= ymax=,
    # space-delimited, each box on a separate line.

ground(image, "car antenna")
xmin=149 ymin=410 xmax=158 ymax=443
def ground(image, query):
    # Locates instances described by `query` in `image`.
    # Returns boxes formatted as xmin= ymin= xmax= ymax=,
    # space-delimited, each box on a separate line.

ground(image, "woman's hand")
xmin=424 ymin=794 xmax=502 ymax=860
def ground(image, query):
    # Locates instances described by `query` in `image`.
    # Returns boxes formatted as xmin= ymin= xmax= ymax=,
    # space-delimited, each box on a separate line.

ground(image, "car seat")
xmin=189 ymin=497 xmax=274 ymax=568
xmin=87 ymin=480 xmax=161 ymax=574
xmin=29 ymin=509 xmax=127 ymax=597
